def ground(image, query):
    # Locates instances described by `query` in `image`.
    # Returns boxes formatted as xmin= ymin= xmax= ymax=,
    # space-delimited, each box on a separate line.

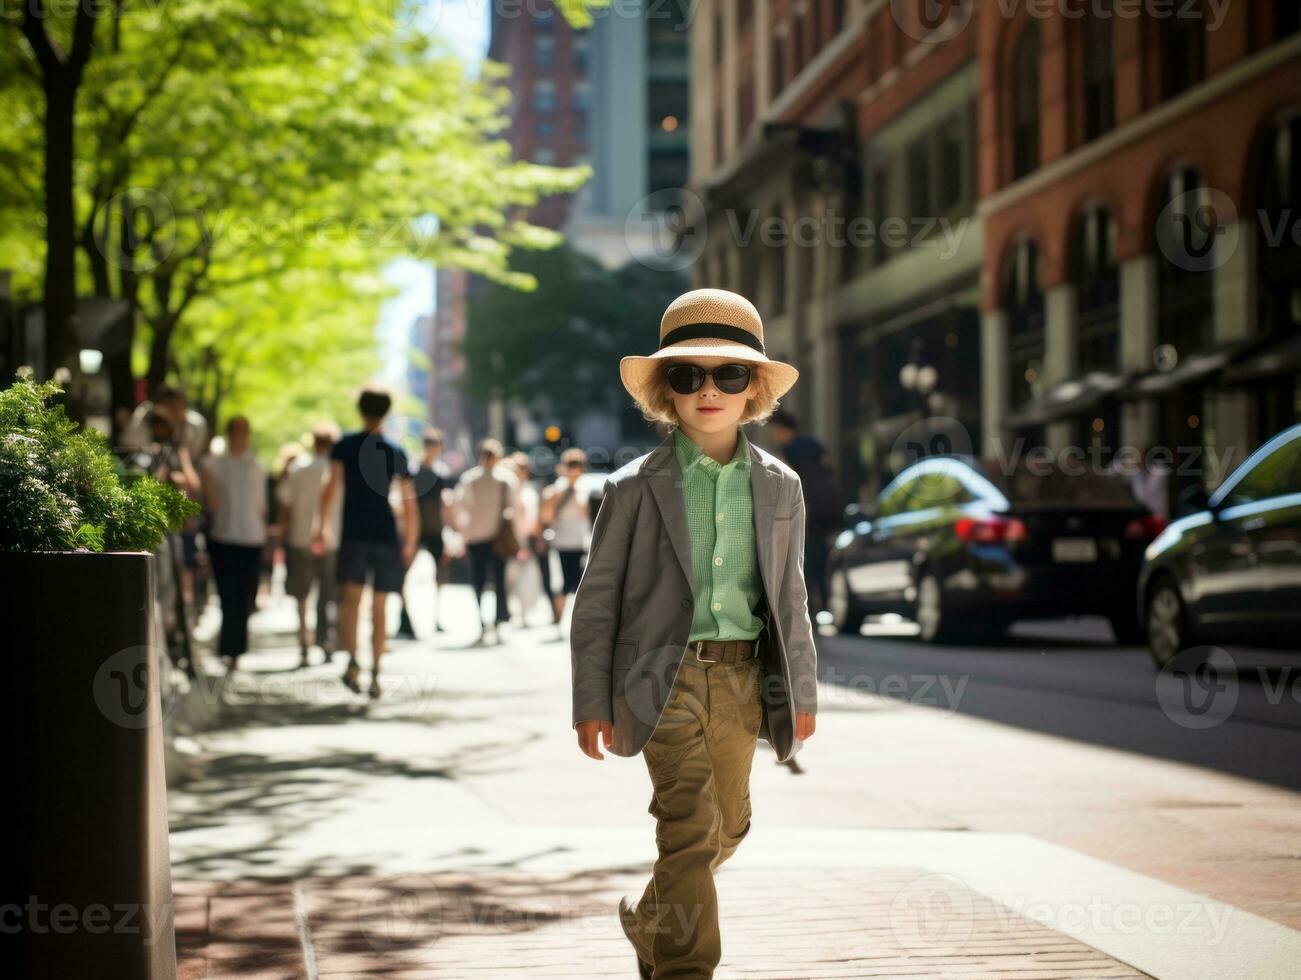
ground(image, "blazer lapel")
xmin=749 ymin=444 xmax=782 ymax=601
xmin=644 ymin=433 xmax=696 ymax=591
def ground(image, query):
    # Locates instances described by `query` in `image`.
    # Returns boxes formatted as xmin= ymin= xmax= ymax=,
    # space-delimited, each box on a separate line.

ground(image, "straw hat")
xmin=619 ymin=288 xmax=799 ymax=405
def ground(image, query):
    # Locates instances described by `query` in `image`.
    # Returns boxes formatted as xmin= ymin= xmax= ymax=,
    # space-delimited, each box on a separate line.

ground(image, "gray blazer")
xmin=570 ymin=431 xmax=818 ymax=763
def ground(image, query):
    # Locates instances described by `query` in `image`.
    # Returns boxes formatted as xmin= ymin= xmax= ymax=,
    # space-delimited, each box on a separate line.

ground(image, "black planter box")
xmin=2 ymin=551 xmax=177 ymax=979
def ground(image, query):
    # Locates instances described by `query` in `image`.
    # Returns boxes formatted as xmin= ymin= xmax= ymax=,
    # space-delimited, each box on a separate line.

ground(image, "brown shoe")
xmin=617 ymin=896 xmax=653 ymax=979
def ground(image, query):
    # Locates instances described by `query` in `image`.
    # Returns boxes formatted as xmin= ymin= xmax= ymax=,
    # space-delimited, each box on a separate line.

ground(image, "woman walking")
xmin=201 ymin=416 xmax=268 ymax=670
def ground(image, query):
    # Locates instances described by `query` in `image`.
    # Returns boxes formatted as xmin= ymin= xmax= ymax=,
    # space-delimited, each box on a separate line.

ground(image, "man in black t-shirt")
xmin=313 ymin=384 xmax=418 ymax=699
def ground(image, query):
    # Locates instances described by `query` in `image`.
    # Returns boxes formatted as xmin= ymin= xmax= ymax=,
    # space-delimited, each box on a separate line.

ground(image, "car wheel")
xmin=1146 ymin=578 xmax=1189 ymax=666
xmin=916 ymin=573 xmax=960 ymax=644
xmin=829 ymin=567 xmax=863 ymax=636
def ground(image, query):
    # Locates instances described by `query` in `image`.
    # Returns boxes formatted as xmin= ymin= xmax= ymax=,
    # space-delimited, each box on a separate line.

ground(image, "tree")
xmin=0 ymin=0 xmax=601 ymax=417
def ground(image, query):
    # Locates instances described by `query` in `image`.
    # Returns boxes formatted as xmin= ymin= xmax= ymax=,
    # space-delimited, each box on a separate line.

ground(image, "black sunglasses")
xmin=665 ymin=362 xmax=753 ymax=395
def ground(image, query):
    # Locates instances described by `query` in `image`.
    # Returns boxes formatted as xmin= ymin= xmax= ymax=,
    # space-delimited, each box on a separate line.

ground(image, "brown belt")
xmin=688 ymin=639 xmax=757 ymax=664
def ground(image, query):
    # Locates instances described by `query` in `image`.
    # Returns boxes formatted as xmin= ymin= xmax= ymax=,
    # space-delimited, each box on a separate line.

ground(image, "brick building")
xmin=691 ymin=0 xmax=1301 ymax=504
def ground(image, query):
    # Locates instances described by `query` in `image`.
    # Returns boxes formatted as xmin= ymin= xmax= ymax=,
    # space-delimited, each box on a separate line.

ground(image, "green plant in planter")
xmin=0 ymin=379 xmax=200 ymax=553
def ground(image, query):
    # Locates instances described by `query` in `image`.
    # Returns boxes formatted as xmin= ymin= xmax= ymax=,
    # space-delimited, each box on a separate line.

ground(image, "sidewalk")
xmin=170 ymin=557 xmax=1301 ymax=978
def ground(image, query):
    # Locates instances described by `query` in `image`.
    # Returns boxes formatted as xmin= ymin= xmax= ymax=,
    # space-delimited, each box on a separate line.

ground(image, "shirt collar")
xmin=673 ymin=428 xmax=751 ymax=476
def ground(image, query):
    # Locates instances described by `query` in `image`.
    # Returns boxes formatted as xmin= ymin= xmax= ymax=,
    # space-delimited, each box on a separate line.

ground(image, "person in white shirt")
xmin=453 ymin=438 xmax=520 ymax=644
xmin=200 ymin=416 xmax=267 ymax=668
xmin=277 ymin=422 xmax=343 ymax=666
xmin=540 ymin=448 xmax=591 ymax=626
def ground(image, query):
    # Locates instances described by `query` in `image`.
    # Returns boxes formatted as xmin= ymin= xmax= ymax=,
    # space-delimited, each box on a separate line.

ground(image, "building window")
xmin=1255 ymin=110 xmax=1301 ymax=337
xmin=714 ymin=7 xmax=724 ymax=68
xmin=573 ymin=33 xmax=590 ymax=74
xmin=533 ymin=80 xmax=555 ymax=113
xmin=771 ymin=32 xmax=786 ymax=99
xmin=1012 ymin=22 xmax=1041 ymax=180
xmin=1082 ymin=8 xmax=1115 ymax=142
xmin=1278 ymin=0 xmax=1301 ymax=40
xmin=536 ymin=120 xmax=554 ymax=140
xmin=907 ymin=137 xmax=934 ymax=219
xmin=868 ymin=162 xmax=893 ymax=268
xmin=1005 ymin=238 xmax=1046 ymax=408
xmin=534 ymin=35 xmax=555 ymax=70
xmin=535 ymin=148 xmax=556 ymax=165
xmin=832 ymin=0 xmax=847 ymax=36
xmin=1072 ymin=205 xmax=1120 ymax=372
xmin=1162 ymin=0 xmax=1206 ymax=99
xmin=739 ymin=0 xmax=754 ymax=32
xmin=793 ymin=3 xmax=806 ymax=73
xmin=572 ymin=79 xmax=591 ymax=113
xmin=1154 ymin=167 xmax=1215 ymax=357
xmin=937 ymin=111 xmax=966 ymax=213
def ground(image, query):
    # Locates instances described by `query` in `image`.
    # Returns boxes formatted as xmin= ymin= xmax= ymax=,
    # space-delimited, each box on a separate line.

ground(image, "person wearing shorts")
xmin=279 ymin=422 xmax=343 ymax=665
xmin=314 ymin=385 xmax=418 ymax=699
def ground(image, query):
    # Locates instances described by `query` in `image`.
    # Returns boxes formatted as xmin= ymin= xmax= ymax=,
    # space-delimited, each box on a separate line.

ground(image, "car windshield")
xmin=978 ymin=463 xmax=1139 ymax=508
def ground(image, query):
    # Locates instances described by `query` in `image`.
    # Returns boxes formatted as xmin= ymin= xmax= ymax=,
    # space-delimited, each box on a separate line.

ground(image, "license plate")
xmin=1053 ymin=537 xmax=1097 ymax=562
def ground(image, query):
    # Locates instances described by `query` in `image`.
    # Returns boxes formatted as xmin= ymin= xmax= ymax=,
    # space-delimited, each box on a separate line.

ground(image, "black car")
xmin=1138 ymin=424 xmax=1301 ymax=665
xmin=828 ymin=456 xmax=1164 ymax=644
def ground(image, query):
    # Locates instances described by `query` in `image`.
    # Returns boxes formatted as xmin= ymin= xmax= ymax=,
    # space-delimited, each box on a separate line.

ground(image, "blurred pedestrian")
xmin=405 ymin=427 xmax=454 ymax=636
xmin=453 ymin=438 xmax=519 ymax=644
xmin=314 ymin=385 xmax=419 ymax=699
xmin=540 ymin=447 xmax=591 ymax=629
xmin=507 ymin=451 xmax=546 ymax=626
xmin=200 ymin=416 xmax=268 ymax=670
xmin=278 ymin=422 xmax=342 ymax=667
xmin=263 ymin=441 xmax=304 ymax=606
xmin=769 ymin=409 xmax=840 ymax=617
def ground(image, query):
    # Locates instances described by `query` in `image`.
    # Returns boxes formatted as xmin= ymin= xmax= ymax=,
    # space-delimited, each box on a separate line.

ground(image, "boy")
xmin=313 ymin=385 xmax=418 ymax=699
xmin=571 ymin=288 xmax=818 ymax=978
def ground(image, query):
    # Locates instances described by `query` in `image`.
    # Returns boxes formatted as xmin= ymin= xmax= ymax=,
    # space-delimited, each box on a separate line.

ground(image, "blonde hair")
xmin=633 ymin=362 xmax=783 ymax=428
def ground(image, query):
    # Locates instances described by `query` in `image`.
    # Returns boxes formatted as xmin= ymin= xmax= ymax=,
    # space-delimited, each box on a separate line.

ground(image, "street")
xmin=169 ymin=556 xmax=1301 ymax=978
xmin=820 ymin=618 xmax=1301 ymax=791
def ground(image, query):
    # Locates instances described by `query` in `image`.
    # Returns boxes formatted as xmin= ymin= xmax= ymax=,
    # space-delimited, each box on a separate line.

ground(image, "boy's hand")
xmin=576 ymin=719 xmax=613 ymax=760
xmin=795 ymin=711 xmax=816 ymax=741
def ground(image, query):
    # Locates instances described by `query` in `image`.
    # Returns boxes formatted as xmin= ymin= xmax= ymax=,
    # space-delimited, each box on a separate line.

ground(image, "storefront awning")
xmin=1116 ymin=336 xmax=1261 ymax=400
xmin=1221 ymin=331 xmax=1301 ymax=385
xmin=1005 ymin=369 xmax=1133 ymax=429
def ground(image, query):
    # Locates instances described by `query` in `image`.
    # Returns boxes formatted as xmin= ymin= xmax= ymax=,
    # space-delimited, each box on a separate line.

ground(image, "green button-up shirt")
xmin=674 ymin=428 xmax=765 ymax=642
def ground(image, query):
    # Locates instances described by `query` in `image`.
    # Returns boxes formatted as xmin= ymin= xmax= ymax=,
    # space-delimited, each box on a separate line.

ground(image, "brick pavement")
xmin=167 ymin=566 xmax=1299 ymax=978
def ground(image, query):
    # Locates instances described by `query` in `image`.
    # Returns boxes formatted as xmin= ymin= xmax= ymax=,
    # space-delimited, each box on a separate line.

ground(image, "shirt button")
xmin=681 ymin=598 xmax=691 ymax=608
xmin=712 ymin=602 xmax=722 ymax=611
xmin=713 ymin=556 xmax=723 ymax=566
xmin=716 ymin=512 xmax=725 ymax=522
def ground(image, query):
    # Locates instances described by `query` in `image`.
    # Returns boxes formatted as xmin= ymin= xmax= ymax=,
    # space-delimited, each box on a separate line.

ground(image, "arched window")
xmin=1072 ymin=205 xmax=1120 ymax=372
xmin=1162 ymin=0 xmax=1206 ymax=99
xmin=1005 ymin=238 xmax=1046 ymax=408
xmin=1256 ymin=110 xmax=1301 ymax=336
xmin=1081 ymin=6 xmax=1115 ymax=143
xmin=1154 ymin=166 xmax=1215 ymax=359
xmin=1012 ymin=22 xmax=1041 ymax=179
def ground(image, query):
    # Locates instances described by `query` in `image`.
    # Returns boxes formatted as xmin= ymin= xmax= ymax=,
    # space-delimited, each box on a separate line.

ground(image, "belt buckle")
xmin=693 ymin=640 xmax=721 ymax=664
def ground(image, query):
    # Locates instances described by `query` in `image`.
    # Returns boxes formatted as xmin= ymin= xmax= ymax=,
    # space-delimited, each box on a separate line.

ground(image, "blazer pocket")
xmin=613 ymin=638 xmax=638 ymax=669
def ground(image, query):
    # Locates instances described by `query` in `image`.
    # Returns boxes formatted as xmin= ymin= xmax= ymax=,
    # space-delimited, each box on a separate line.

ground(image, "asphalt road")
xmin=818 ymin=615 xmax=1301 ymax=791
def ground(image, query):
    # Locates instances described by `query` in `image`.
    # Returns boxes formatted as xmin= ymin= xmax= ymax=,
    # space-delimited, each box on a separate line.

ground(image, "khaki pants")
xmin=627 ymin=654 xmax=765 ymax=979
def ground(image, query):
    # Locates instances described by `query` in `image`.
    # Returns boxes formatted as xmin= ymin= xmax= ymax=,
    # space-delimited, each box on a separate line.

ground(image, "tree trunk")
xmin=41 ymin=77 xmax=78 ymax=376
